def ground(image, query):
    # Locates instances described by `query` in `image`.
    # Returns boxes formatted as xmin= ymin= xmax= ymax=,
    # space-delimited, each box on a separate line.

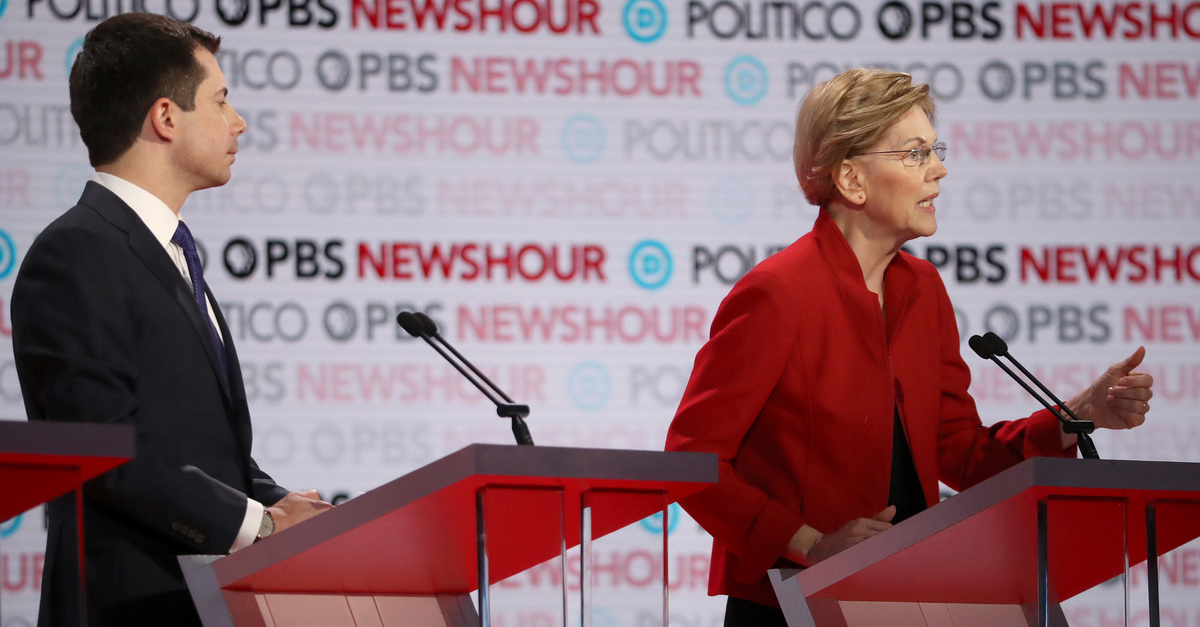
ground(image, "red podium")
xmin=769 ymin=458 xmax=1200 ymax=627
xmin=0 ymin=420 xmax=135 ymax=625
xmin=180 ymin=444 xmax=717 ymax=627
xmin=1 ymin=421 xmax=136 ymax=521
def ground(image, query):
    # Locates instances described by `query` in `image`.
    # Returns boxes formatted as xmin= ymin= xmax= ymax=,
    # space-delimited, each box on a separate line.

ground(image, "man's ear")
xmin=834 ymin=159 xmax=866 ymax=207
xmin=146 ymin=98 xmax=176 ymax=142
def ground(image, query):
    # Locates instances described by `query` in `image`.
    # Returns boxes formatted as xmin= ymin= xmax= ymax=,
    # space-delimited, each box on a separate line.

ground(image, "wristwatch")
xmin=256 ymin=510 xmax=275 ymax=542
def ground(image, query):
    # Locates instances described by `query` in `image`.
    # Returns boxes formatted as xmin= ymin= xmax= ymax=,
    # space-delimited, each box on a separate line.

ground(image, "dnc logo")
xmin=624 ymin=0 xmax=667 ymax=43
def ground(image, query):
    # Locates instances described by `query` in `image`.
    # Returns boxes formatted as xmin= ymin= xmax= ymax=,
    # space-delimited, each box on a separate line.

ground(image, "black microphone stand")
xmin=397 ymin=311 xmax=535 ymax=446
xmin=968 ymin=335 xmax=1099 ymax=460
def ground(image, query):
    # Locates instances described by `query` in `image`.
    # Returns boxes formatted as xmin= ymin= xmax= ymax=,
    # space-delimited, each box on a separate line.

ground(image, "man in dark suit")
xmin=11 ymin=13 xmax=332 ymax=627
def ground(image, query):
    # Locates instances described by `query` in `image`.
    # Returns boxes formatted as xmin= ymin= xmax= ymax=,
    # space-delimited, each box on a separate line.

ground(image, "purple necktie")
xmin=171 ymin=220 xmax=229 ymax=384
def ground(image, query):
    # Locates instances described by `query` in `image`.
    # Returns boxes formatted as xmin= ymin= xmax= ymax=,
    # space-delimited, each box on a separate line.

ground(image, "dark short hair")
xmin=69 ymin=13 xmax=221 ymax=167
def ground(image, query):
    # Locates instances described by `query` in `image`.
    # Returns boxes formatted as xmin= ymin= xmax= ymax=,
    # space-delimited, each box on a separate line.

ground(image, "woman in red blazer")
xmin=663 ymin=68 xmax=1155 ymax=626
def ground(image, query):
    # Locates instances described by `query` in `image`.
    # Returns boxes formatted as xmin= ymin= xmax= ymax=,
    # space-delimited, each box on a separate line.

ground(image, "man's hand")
xmin=267 ymin=490 xmax=334 ymax=534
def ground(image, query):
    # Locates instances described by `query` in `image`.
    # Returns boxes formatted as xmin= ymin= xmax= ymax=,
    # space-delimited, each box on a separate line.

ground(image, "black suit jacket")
xmin=12 ymin=182 xmax=289 ymax=626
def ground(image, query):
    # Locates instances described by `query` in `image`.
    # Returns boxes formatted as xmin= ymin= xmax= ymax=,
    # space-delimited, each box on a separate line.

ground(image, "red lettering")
xmin=448 ymin=56 xmax=702 ymax=97
xmin=1014 ymin=3 xmax=1045 ymax=39
xmin=0 ymin=298 xmax=11 ymax=337
xmin=409 ymin=0 xmax=453 ymax=29
xmin=1020 ymin=247 xmax=1051 ymax=282
xmin=455 ymin=304 xmax=708 ymax=343
xmin=352 ymin=0 xmax=600 ymax=33
xmin=1014 ymin=1 xmax=1200 ymax=40
xmin=1125 ymin=304 xmax=1200 ymax=342
xmin=0 ymin=41 xmax=44 ymax=80
xmin=358 ymin=242 xmax=387 ymax=278
xmin=1076 ymin=2 xmax=1122 ymax=37
xmin=1080 ymin=246 xmax=1122 ymax=281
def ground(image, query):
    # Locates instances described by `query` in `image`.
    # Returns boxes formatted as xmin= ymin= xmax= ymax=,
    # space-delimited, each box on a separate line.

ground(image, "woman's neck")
xmin=828 ymin=203 xmax=902 ymax=301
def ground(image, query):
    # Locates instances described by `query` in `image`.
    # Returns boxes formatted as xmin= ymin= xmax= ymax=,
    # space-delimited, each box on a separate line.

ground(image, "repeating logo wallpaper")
xmin=2 ymin=0 xmax=1199 ymax=624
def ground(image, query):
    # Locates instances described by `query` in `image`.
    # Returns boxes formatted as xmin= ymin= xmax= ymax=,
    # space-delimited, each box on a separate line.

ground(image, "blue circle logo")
xmin=567 ymin=361 xmax=612 ymax=411
xmin=0 ymin=0 xmax=9 ymax=20
xmin=628 ymin=240 xmax=672 ymax=290
xmin=624 ymin=0 xmax=667 ymax=43
xmin=0 ymin=230 xmax=16 ymax=280
xmin=711 ymin=177 xmax=755 ymax=225
xmin=1 ymin=514 xmax=22 ymax=539
xmin=725 ymin=55 xmax=769 ymax=106
xmin=639 ymin=502 xmax=681 ymax=535
xmin=561 ymin=114 xmax=606 ymax=164
xmin=66 ymin=37 xmax=85 ymax=75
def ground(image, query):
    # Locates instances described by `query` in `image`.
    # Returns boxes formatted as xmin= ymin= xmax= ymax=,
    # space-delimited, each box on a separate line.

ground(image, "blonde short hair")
xmin=793 ymin=68 xmax=935 ymax=207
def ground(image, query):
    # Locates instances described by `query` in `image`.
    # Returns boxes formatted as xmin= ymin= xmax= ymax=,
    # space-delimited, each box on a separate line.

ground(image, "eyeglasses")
xmin=852 ymin=142 xmax=947 ymax=167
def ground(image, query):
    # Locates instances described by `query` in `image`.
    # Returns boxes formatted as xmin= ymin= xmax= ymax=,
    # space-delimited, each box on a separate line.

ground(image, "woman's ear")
xmin=834 ymin=159 xmax=866 ymax=207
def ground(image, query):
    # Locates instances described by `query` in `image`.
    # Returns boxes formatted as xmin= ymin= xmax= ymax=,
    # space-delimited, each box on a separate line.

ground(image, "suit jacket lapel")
xmin=82 ymin=182 xmax=235 ymax=404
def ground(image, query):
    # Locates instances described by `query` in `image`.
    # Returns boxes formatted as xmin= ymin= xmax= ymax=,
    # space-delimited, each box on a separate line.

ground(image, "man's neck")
xmin=97 ymin=159 xmax=188 ymax=214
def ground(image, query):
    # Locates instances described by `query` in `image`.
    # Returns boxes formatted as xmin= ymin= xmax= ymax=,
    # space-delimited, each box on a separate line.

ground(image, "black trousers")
xmin=724 ymin=596 xmax=789 ymax=627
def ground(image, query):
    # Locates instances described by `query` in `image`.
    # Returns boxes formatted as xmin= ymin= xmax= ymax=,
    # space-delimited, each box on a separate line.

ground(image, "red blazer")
xmin=664 ymin=209 xmax=1073 ymax=606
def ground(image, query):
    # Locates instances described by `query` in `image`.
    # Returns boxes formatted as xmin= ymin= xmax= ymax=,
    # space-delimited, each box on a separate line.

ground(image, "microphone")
xmin=396 ymin=311 xmax=535 ymax=446
xmin=968 ymin=333 xmax=1099 ymax=460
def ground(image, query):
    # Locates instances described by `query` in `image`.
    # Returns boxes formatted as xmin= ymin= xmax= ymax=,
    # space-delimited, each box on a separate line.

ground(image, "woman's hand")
xmin=1065 ymin=346 xmax=1153 ymax=432
xmin=790 ymin=505 xmax=897 ymax=566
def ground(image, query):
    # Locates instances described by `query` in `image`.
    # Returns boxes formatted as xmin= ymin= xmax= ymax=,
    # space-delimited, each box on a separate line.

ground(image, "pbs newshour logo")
xmin=624 ymin=0 xmax=667 ymax=43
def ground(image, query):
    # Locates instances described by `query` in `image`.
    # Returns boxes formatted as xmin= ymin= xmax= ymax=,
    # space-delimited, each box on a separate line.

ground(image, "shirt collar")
xmin=92 ymin=171 xmax=183 ymax=247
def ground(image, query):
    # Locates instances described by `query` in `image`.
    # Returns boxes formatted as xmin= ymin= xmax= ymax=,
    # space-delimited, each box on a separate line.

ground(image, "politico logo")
xmin=686 ymin=0 xmax=863 ymax=40
xmin=691 ymin=243 xmax=788 ymax=286
xmin=787 ymin=61 xmax=966 ymax=102
xmin=0 ymin=102 xmax=81 ymax=149
xmin=623 ymin=118 xmax=793 ymax=162
xmin=26 ymin=0 xmax=199 ymax=22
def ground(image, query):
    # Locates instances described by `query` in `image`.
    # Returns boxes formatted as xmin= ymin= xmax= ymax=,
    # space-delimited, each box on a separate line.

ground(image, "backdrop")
xmin=1 ymin=0 xmax=1198 ymax=624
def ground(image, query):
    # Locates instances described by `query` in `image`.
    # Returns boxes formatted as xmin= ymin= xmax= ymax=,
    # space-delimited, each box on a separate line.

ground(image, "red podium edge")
xmin=1 ymin=421 xmax=136 ymax=521
xmin=770 ymin=458 xmax=1200 ymax=627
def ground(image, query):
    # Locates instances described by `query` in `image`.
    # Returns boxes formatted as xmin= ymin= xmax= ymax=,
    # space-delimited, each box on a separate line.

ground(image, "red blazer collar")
xmin=812 ymin=207 xmax=920 ymax=338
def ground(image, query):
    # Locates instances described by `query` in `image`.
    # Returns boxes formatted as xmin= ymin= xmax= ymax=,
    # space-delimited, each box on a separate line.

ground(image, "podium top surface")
xmin=795 ymin=457 xmax=1200 ymax=605
xmin=0 ymin=421 xmax=135 ymax=520
xmin=212 ymin=444 xmax=717 ymax=595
